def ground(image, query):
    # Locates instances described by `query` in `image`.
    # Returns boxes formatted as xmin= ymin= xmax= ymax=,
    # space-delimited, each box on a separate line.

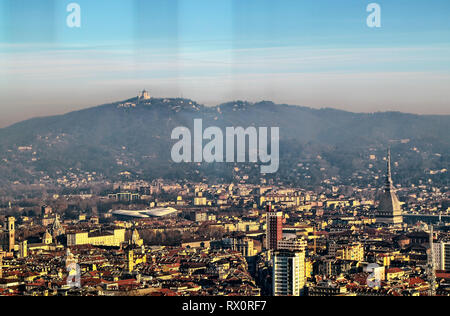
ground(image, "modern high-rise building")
xmin=433 ymin=241 xmax=450 ymax=271
xmin=273 ymin=250 xmax=306 ymax=296
xmin=376 ymin=149 xmax=403 ymax=225
xmin=266 ymin=204 xmax=282 ymax=251
xmin=7 ymin=217 xmax=15 ymax=252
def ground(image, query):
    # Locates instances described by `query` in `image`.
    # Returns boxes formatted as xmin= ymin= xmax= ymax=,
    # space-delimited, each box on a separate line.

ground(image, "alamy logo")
xmin=366 ymin=3 xmax=381 ymax=28
xmin=66 ymin=3 xmax=81 ymax=28
xmin=171 ymin=119 xmax=279 ymax=174
xmin=365 ymin=263 xmax=382 ymax=288
xmin=65 ymin=249 xmax=80 ymax=288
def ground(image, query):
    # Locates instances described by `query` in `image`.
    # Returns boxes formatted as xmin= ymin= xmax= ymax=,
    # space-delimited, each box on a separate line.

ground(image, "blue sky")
xmin=1 ymin=0 xmax=450 ymax=126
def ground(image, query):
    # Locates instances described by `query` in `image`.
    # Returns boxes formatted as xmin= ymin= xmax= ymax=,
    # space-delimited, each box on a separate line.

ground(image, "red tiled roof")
xmin=110 ymin=279 xmax=137 ymax=286
xmin=387 ymin=268 xmax=403 ymax=274
xmin=436 ymin=272 xmax=450 ymax=280
xmin=408 ymin=277 xmax=426 ymax=286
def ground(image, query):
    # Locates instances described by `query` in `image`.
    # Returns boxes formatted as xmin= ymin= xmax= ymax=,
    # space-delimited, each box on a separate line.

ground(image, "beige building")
xmin=194 ymin=196 xmax=207 ymax=206
xmin=1 ymin=217 xmax=15 ymax=253
xmin=278 ymin=237 xmax=307 ymax=252
xmin=329 ymin=242 xmax=364 ymax=262
xmin=224 ymin=237 xmax=257 ymax=257
xmin=139 ymin=89 xmax=150 ymax=100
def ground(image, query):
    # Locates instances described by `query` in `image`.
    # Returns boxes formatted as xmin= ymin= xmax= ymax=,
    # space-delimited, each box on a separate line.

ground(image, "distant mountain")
xmin=0 ymin=97 xmax=448 ymax=188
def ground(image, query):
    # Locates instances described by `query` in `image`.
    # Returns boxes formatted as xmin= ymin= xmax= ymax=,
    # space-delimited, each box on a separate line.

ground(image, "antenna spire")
xmin=385 ymin=148 xmax=393 ymax=192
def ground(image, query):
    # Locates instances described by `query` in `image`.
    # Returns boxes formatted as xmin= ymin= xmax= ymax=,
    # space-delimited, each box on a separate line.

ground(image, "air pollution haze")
xmin=1 ymin=0 xmax=450 ymax=127
xmin=0 ymin=0 xmax=449 ymax=301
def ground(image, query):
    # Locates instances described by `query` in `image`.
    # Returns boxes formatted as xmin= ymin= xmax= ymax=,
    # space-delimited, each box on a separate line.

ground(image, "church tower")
xmin=138 ymin=90 xmax=150 ymax=102
xmin=7 ymin=217 xmax=15 ymax=252
xmin=375 ymin=149 xmax=403 ymax=225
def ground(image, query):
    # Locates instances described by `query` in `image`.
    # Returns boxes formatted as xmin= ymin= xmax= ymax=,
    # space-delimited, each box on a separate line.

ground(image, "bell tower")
xmin=7 ymin=217 xmax=15 ymax=252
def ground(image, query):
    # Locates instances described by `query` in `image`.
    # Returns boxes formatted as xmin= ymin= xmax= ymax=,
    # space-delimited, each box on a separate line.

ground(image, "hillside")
xmin=0 ymin=97 xmax=448 ymax=188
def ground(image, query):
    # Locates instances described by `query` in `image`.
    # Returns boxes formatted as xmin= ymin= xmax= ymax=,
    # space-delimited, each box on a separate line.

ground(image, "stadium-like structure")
xmin=112 ymin=207 xmax=178 ymax=218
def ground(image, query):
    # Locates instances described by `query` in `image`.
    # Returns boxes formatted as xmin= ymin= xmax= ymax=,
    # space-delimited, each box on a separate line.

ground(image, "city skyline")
xmin=1 ymin=0 xmax=450 ymax=127
xmin=1 ymin=143 xmax=449 ymax=297
xmin=0 ymin=0 xmax=449 ymax=300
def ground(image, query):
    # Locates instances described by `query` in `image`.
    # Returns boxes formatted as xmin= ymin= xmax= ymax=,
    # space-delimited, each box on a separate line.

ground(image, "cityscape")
xmin=0 ymin=138 xmax=449 ymax=296
xmin=1 ymin=0 xmax=449 ymax=302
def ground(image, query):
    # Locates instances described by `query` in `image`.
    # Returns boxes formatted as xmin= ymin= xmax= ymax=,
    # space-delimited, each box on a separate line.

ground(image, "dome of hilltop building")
xmin=376 ymin=149 xmax=403 ymax=226
xmin=138 ymin=89 xmax=150 ymax=101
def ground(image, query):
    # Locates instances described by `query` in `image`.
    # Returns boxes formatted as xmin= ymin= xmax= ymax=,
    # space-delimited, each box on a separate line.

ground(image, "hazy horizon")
xmin=1 ymin=0 xmax=450 ymax=127
xmin=1 ymin=90 xmax=450 ymax=129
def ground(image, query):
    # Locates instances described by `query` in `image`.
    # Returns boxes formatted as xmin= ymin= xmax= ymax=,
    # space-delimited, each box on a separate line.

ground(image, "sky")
xmin=0 ymin=0 xmax=450 ymax=127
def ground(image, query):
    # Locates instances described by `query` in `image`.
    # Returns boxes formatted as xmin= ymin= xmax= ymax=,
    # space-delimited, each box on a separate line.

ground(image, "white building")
xmin=273 ymin=250 xmax=306 ymax=296
xmin=433 ymin=241 xmax=450 ymax=271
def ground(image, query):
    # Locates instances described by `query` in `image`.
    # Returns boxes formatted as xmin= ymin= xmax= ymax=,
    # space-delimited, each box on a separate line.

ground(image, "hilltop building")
xmin=138 ymin=90 xmax=150 ymax=101
xmin=277 ymin=237 xmax=307 ymax=252
xmin=376 ymin=149 xmax=403 ymax=225
xmin=19 ymin=240 xmax=27 ymax=259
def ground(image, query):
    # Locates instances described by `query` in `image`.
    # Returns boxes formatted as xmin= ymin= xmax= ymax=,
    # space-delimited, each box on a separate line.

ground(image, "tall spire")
xmin=376 ymin=147 xmax=403 ymax=225
xmin=385 ymin=148 xmax=393 ymax=192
